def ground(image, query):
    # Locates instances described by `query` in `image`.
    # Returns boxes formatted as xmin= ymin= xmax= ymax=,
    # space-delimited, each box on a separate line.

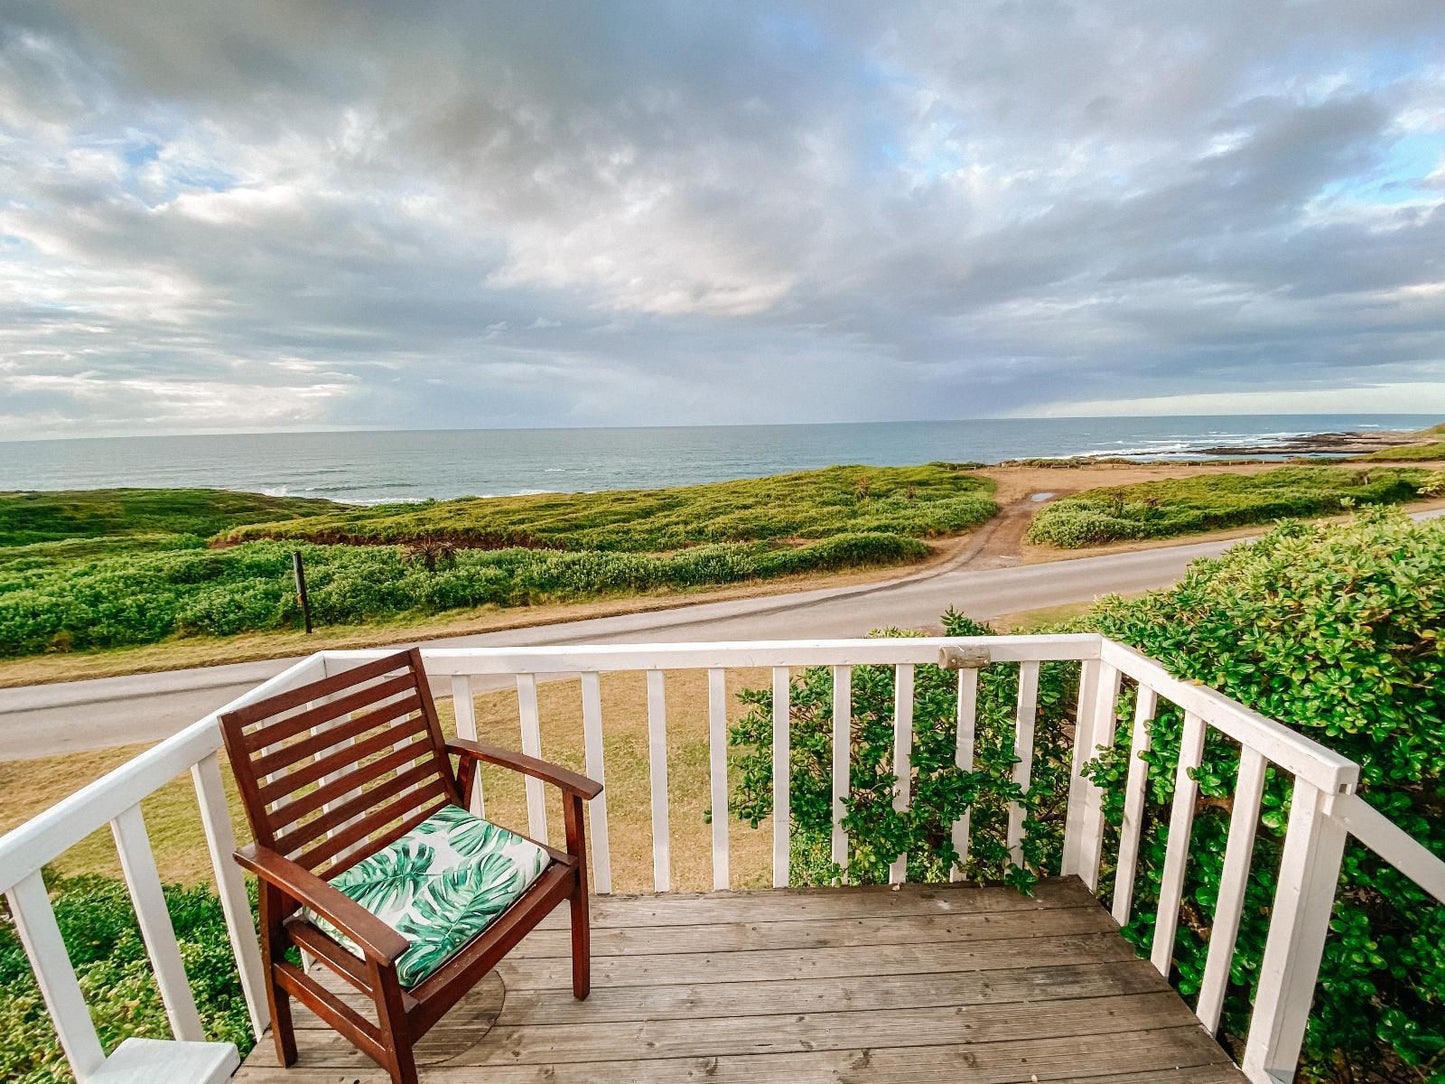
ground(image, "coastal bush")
xmin=0 ymin=534 xmax=930 ymax=656
xmin=727 ymin=614 xmax=1076 ymax=890
xmin=0 ymin=872 xmax=254 ymax=1083
xmin=1083 ymin=510 xmax=1445 ymax=1080
xmin=217 ymin=464 xmax=997 ymax=551
xmin=0 ymin=489 xmax=332 ymax=547
xmin=732 ymin=512 xmax=1444 ymax=1080
xmin=1025 ymin=465 xmax=1434 ymax=548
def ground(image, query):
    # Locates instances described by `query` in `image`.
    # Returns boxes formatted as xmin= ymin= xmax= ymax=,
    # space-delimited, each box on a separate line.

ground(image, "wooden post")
xmin=292 ymin=550 xmax=312 ymax=634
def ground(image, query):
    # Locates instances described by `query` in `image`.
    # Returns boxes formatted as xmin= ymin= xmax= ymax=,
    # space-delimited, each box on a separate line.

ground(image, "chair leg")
xmin=372 ymin=960 xmax=419 ymax=1084
xmin=570 ymin=870 xmax=591 ymax=1000
xmin=266 ymin=968 xmax=298 ymax=1067
xmin=258 ymin=885 xmax=297 ymax=1066
xmin=387 ymin=1038 xmax=419 ymax=1084
xmin=564 ymin=793 xmax=592 ymax=1000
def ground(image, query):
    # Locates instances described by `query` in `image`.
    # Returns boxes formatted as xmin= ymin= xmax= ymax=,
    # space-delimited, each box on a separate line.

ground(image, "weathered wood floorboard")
xmin=235 ymin=877 xmax=1245 ymax=1083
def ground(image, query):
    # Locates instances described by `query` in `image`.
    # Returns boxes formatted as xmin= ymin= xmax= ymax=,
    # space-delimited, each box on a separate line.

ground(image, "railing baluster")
xmin=1151 ymin=710 xmax=1207 ymax=975
xmin=451 ymin=675 xmax=485 ymax=816
xmin=1062 ymin=658 xmax=1100 ymax=877
xmin=1112 ymin=684 xmax=1158 ymax=925
xmin=831 ymin=665 xmax=851 ymax=883
xmin=771 ymin=666 xmax=791 ymax=888
xmin=888 ymin=663 xmax=915 ymax=885
xmin=950 ymin=667 xmax=979 ymax=882
xmin=647 ymin=669 xmax=672 ymax=892
xmin=110 ymin=803 xmax=204 ymax=1042
xmin=515 ymin=674 xmax=548 ymax=843
xmin=1006 ymin=661 xmax=1041 ymax=867
xmin=1242 ymin=779 xmax=1351 ymax=1079
xmin=707 ymin=668 xmax=730 ymax=891
xmin=1076 ymin=663 xmax=1123 ymax=891
xmin=6 ymin=871 xmax=107 ymax=1080
xmin=1197 ymin=744 xmax=1267 ymax=1034
xmin=581 ymin=671 xmax=612 ymax=895
xmin=192 ymin=753 xmax=269 ymax=1040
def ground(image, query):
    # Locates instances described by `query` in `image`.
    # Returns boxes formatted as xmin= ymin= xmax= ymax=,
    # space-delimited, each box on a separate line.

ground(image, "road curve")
xmin=4 ymin=509 xmax=1439 ymax=760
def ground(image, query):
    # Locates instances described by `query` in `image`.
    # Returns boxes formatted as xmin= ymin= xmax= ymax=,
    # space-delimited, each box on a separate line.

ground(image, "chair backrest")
xmin=219 ymin=648 xmax=462 ymax=879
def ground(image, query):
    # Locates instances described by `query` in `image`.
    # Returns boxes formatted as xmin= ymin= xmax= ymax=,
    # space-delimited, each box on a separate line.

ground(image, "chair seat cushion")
xmin=309 ymin=804 xmax=550 ymax=987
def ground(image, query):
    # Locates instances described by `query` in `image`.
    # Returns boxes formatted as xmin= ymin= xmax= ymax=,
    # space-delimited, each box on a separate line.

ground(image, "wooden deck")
xmin=233 ymin=876 xmax=1245 ymax=1083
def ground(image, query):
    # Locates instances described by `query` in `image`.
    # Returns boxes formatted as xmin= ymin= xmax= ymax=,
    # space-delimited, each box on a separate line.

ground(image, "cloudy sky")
xmin=2 ymin=1 xmax=1445 ymax=440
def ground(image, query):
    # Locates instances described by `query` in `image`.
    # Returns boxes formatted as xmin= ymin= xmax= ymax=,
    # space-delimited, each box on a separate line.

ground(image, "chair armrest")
xmin=236 ymin=842 xmax=409 ymax=964
xmin=447 ymin=738 xmax=602 ymax=800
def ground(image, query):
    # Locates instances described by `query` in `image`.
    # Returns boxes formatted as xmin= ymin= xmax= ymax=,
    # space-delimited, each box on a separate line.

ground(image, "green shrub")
xmin=731 ymin=512 xmax=1444 ymax=1081
xmin=0 ymin=533 xmax=933 ymax=657
xmin=1026 ymin=466 xmax=1435 ymax=548
xmin=1083 ymin=511 xmax=1445 ymax=1079
xmin=218 ymin=464 xmax=997 ymax=551
xmin=0 ymin=489 xmax=334 ymax=547
xmin=0 ymin=872 xmax=254 ymax=1083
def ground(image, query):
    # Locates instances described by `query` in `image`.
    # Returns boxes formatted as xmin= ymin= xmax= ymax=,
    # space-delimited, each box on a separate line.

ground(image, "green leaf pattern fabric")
xmin=307 ymin=804 xmax=549 ymax=987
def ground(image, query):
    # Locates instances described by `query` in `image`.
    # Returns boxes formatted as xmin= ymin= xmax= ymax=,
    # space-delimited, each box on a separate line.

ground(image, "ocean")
xmin=0 ymin=415 xmax=1435 ymax=504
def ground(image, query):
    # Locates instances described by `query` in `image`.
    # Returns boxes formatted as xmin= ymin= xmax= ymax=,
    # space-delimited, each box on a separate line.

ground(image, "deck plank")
xmin=234 ymin=878 xmax=1245 ymax=1083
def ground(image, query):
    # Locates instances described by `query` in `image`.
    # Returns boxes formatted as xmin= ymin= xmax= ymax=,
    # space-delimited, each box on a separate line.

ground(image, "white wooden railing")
xmin=2 ymin=634 xmax=1443 ymax=1084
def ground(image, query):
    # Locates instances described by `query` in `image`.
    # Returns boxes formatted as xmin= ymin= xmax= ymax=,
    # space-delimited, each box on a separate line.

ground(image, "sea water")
xmin=0 ymin=414 xmax=1435 ymax=504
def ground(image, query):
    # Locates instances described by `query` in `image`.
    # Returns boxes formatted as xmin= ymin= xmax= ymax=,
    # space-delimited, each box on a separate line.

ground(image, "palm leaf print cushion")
xmin=309 ymin=804 xmax=550 ymax=987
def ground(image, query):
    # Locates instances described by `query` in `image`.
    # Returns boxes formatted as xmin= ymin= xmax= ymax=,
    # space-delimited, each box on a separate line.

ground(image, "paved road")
xmin=4 ymin=509 xmax=1439 ymax=759
xmin=0 ymin=536 xmax=1238 ymax=759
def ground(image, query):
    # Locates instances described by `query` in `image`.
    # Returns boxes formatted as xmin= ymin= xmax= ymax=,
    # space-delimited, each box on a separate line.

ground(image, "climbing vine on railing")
xmin=727 ymin=613 xmax=1077 ymax=890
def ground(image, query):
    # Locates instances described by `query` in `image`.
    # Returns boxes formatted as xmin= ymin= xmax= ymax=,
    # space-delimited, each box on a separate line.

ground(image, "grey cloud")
xmin=1 ymin=1 xmax=1444 ymax=438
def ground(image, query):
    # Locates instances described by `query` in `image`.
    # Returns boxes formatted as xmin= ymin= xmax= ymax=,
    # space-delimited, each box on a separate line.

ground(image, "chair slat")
xmin=1151 ymin=710 xmax=1207 ymax=975
xmin=253 ymin=692 xmax=422 ymax=777
xmin=272 ymin=760 xmax=439 ymax=857
xmin=300 ymin=778 xmax=451 ymax=875
xmin=231 ymin=660 xmax=417 ymax=736
xmin=256 ymin=718 xmax=428 ymax=805
xmin=268 ymin=742 xmax=432 ymax=833
xmin=310 ymin=792 xmax=450 ymax=884
xmin=242 ymin=673 xmax=416 ymax=752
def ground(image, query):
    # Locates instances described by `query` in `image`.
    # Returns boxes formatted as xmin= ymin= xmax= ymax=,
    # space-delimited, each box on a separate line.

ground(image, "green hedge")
xmin=0 ymin=873 xmax=254 ymax=1084
xmin=731 ymin=511 xmax=1444 ymax=1080
xmin=218 ymin=464 xmax=996 ymax=551
xmin=0 ymin=533 xmax=929 ymax=656
xmin=1026 ymin=466 xmax=1436 ymax=548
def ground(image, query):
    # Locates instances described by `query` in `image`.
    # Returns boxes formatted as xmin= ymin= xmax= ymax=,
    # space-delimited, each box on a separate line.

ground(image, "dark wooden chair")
xmin=218 ymin=648 xmax=601 ymax=1084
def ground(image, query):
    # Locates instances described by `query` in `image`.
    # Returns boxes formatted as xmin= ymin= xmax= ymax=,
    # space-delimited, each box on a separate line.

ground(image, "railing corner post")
xmin=1241 ymin=780 xmax=1349 ymax=1083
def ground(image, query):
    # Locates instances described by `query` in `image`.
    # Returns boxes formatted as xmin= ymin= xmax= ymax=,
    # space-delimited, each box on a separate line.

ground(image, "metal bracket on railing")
xmin=939 ymin=646 xmax=991 ymax=670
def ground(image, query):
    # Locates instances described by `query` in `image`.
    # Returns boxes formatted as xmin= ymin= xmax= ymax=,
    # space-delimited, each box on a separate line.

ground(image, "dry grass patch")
xmin=0 ymin=670 xmax=775 ymax=894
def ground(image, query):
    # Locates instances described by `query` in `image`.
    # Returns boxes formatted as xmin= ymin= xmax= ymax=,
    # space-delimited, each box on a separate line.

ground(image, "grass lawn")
xmin=1025 ymin=464 xmax=1440 ymax=549
xmin=0 ymin=466 xmax=995 ymax=660
xmin=218 ymin=463 xmax=996 ymax=550
xmin=0 ymin=488 xmax=334 ymax=547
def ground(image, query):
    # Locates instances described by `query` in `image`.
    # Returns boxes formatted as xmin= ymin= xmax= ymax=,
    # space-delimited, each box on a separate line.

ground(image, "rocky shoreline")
xmin=1190 ymin=429 xmax=1420 ymax=456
